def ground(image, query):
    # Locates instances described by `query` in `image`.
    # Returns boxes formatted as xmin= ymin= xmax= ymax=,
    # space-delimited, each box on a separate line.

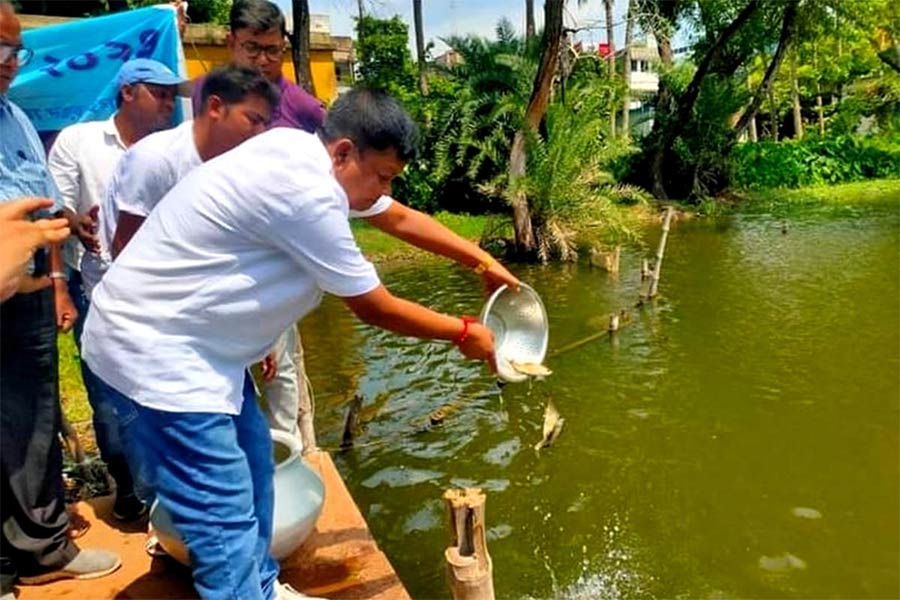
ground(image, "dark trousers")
xmin=66 ymin=268 xmax=135 ymax=498
xmin=0 ymin=287 xmax=78 ymax=588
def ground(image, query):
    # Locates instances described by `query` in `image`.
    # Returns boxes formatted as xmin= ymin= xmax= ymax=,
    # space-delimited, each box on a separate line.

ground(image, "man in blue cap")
xmin=47 ymin=57 xmax=188 ymax=523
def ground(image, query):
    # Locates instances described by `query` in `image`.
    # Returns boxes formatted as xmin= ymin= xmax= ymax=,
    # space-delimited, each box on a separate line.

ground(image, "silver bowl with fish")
xmin=479 ymin=283 xmax=549 ymax=382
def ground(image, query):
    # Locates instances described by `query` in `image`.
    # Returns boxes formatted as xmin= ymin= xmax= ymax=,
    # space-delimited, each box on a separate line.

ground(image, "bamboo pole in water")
xmin=444 ymin=488 xmax=494 ymax=600
xmin=647 ymin=207 xmax=675 ymax=299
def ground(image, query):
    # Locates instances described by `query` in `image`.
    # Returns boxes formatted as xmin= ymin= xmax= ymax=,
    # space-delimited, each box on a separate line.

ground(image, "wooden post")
xmin=295 ymin=333 xmax=318 ymax=454
xmin=444 ymin=488 xmax=494 ymax=600
xmin=647 ymin=207 xmax=675 ymax=299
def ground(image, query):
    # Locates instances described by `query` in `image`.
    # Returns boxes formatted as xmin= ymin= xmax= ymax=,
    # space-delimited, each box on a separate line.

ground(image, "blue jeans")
xmin=94 ymin=372 xmax=279 ymax=600
xmin=66 ymin=268 xmax=136 ymax=498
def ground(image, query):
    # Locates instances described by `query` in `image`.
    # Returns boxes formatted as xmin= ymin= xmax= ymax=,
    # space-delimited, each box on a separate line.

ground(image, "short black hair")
xmin=200 ymin=64 xmax=280 ymax=111
xmin=230 ymin=0 xmax=286 ymax=38
xmin=319 ymin=88 xmax=418 ymax=162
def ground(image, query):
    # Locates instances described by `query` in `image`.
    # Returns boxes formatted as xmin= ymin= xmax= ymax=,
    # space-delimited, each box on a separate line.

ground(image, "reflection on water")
xmin=301 ymin=201 xmax=899 ymax=599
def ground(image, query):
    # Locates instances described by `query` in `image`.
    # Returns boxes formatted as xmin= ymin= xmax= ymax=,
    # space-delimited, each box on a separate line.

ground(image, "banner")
xmin=9 ymin=6 xmax=186 ymax=132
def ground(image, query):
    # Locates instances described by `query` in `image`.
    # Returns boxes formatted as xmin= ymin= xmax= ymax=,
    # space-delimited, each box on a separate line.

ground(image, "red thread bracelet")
xmin=453 ymin=316 xmax=479 ymax=346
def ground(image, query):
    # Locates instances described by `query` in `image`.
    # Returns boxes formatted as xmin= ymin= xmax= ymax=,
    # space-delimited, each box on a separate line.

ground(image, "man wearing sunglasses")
xmin=0 ymin=2 xmax=120 ymax=597
xmin=46 ymin=58 xmax=188 ymax=525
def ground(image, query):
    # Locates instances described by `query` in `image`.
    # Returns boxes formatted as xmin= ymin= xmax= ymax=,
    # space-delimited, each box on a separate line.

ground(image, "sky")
xmin=304 ymin=0 xmax=642 ymax=55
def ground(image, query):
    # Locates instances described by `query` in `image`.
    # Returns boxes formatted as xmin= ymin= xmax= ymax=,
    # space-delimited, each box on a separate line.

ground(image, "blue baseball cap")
xmin=116 ymin=58 xmax=189 ymax=94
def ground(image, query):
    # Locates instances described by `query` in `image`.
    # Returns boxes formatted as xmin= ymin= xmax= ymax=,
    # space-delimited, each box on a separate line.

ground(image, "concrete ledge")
xmin=15 ymin=451 xmax=409 ymax=600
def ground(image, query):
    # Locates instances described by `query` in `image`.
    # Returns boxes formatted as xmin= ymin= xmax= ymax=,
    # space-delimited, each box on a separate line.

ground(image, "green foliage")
xmin=510 ymin=80 xmax=644 ymax=260
xmin=395 ymin=28 xmax=535 ymax=214
xmin=131 ymin=0 xmax=230 ymax=24
xmin=731 ymin=135 xmax=900 ymax=189
xmin=355 ymin=15 xmax=417 ymax=96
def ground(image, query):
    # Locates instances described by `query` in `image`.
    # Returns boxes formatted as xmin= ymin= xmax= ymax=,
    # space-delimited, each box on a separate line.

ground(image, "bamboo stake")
xmin=608 ymin=313 xmax=620 ymax=332
xmin=647 ymin=207 xmax=675 ymax=299
xmin=444 ymin=488 xmax=494 ymax=600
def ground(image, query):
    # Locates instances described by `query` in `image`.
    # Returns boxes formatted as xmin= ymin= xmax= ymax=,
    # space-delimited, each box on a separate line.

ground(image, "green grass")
xmin=740 ymin=178 xmax=900 ymax=214
xmin=58 ymin=333 xmax=91 ymax=423
xmin=351 ymin=211 xmax=491 ymax=257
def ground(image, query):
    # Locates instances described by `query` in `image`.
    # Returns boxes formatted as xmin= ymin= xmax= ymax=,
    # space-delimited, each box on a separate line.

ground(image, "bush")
xmin=730 ymin=135 xmax=900 ymax=189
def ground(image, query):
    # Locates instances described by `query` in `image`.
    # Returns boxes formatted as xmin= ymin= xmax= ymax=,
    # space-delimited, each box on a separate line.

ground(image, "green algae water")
xmin=301 ymin=194 xmax=899 ymax=599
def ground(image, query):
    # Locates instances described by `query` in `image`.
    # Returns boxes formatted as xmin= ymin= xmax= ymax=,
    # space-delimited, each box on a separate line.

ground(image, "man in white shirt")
xmin=82 ymin=89 xmax=496 ymax=600
xmin=47 ymin=58 xmax=186 ymax=522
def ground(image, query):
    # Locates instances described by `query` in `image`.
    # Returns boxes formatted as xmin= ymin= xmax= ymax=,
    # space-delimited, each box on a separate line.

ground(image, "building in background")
xmin=618 ymin=35 xmax=660 ymax=136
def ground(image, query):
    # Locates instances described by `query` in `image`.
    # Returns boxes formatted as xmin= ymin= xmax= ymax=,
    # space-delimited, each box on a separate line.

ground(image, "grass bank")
xmin=735 ymin=178 xmax=900 ymax=214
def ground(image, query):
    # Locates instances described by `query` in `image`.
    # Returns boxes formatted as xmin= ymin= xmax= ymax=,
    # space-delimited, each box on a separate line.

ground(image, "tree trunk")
xmin=413 ymin=0 xmax=428 ymax=95
xmin=768 ymin=88 xmax=778 ymax=141
xmin=640 ymin=0 xmax=676 ymax=200
xmin=604 ymin=0 xmax=616 ymax=137
xmin=290 ymin=0 xmax=314 ymax=95
xmin=790 ymin=47 xmax=802 ymax=139
xmin=647 ymin=0 xmax=762 ymax=199
xmin=508 ymin=0 xmax=565 ymax=255
xmin=816 ymin=88 xmax=825 ymax=135
xmin=357 ymin=0 xmax=364 ymax=21
xmin=733 ymin=0 xmax=798 ymax=137
xmin=621 ymin=0 xmax=635 ymax=138
xmin=525 ymin=0 xmax=535 ymax=42
xmin=814 ymin=48 xmax=825 ymax=135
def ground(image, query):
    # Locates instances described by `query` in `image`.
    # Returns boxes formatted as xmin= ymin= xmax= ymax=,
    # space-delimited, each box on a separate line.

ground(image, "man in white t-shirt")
xmin=82 ymin=89 xmax=497 ymax=600
xmin=101 ymin=64 xmax=277 ymax=265
xmin=47 ymin=58 xmax=186 ymax=522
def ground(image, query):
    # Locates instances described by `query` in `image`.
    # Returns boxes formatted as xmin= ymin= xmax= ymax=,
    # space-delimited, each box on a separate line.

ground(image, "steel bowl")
xmin=479 ymin=283 xmax=549 ymax=383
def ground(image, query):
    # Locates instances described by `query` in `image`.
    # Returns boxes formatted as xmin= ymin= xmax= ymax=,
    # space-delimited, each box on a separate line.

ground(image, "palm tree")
xmin=603 ymin=0 xmax=615 ymax=137
xmin=525 ymin=0 xmax=536 ymax=41
xmin=413 ymin=0 xmax=428 ymax=95
xmin=508 ymin=0 xmax=565 ymax=255
xmin=622 ymin=0 xmax=635 ymax=137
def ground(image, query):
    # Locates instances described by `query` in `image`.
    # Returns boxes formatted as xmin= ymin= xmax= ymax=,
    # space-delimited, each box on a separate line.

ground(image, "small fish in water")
xmin=341 ymin=394 xmax=364 ymax=449
xmin=510 ymin=361 xmax=553 ymax=378
xmin=758 ymin=552 xmax=807 ymax=573
xmin=791 ymin=506 xmax=822 ymax=520
xmin=534 ymin=398 xmax=565 ymax=450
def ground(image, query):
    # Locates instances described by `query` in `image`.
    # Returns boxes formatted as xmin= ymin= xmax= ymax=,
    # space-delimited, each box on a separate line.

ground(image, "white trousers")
xmin=262 ymin=325 xmax=305 ymax=437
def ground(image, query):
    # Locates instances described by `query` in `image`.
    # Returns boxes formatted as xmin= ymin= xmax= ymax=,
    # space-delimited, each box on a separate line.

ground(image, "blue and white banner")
xmin=9 ymin=6 xmax=185 ymax=132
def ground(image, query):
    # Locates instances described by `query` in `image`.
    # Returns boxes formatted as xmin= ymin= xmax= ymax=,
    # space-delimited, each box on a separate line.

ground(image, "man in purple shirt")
xmin=191 ymin=0 xmax=323 ymax=133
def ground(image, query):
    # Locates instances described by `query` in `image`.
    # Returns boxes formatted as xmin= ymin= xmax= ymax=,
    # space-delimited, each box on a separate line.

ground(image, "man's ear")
xmin=225 ymin=32 xmax=236 ymax=51
xmin=205 ymin=95 xmax=225 ymax=120
xmin=120 ymin=84 xmax=136 ymax=104
xmin=331 ymin=138 xmax=355 ymax=168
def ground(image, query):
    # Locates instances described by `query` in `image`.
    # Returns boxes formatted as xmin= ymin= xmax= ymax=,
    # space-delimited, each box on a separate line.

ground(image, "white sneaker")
xmin=276 ymin=581 xmax=327 ymax=600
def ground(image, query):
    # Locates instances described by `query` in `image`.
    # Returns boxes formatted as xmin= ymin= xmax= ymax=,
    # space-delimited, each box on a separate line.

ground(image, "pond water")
xmin=300 ymin=198 xmax=899 ymax=599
